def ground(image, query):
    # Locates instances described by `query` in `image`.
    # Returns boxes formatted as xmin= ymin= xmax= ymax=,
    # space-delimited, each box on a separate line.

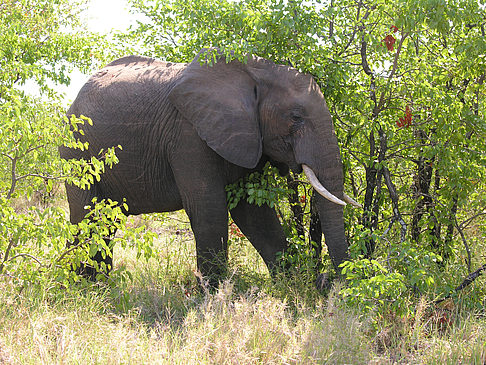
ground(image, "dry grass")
xmin=0 ymin=280 xmax=371 ymax=364
xmin=0 ymin=210 xmax=485 ymax=364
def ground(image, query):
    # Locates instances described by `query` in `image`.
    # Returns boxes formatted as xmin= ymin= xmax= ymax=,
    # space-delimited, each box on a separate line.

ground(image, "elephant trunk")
xmin=304 ymin=163 xmax=349 ymax=270
xmin=315 ymin=195 xmax=349 ymax=270
xmin=294 ymin=130 xmax=349 ymax=270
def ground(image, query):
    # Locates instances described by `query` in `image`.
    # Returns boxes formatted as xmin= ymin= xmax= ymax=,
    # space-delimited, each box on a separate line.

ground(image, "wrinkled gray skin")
xmin=60 ymin=50 xmax=348 ymax=286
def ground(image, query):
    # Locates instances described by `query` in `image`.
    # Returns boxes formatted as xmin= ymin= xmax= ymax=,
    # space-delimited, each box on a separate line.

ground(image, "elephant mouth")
xmin=267 ymin=157 xmax=299 ymax=176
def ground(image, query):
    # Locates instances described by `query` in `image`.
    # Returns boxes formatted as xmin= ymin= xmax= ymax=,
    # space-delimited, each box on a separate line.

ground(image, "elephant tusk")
xmin=343 ymin=193 xmax=362 ymax=208
xmin=302 ymin=164 xmax=346 ymax=206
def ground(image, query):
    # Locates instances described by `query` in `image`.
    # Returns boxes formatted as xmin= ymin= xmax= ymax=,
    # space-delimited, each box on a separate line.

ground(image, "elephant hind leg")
xmin=230 ymin=200 xmax=288 ymax=272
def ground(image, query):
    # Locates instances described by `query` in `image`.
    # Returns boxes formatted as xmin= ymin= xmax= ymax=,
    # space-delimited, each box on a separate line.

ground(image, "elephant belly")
xmin=98 ymin=160 xmax=184 ymax=215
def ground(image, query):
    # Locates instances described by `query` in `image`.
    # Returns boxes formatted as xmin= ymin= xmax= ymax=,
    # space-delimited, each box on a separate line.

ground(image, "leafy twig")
xmin=7 ymin=253 xmax=44 ymax=267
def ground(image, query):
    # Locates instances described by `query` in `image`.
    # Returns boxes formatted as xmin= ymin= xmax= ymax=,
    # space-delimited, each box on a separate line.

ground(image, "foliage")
xmin=225 ymin=163 xmax=291 ymax=209
xmin=1 ymin=217 xmax=485 ymax=363
xmin=0 ymin=0 xmax=483 ymax=361
xmin=0 ymin=0 xmax=484 ymax=346
xmin=0 ymin=0 xmax=155 ymax=287
xmin=340 ymin=238 xmax=442 ymax=316
xmin=0 ymin=0 xmax=104 ymax=97
xmin=127 ymin=0 xmax=486 ymax=315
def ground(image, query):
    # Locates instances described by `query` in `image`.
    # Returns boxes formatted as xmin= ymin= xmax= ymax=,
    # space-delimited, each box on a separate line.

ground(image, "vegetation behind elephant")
xmin=60 ymin=49 xmax=359 ymax=287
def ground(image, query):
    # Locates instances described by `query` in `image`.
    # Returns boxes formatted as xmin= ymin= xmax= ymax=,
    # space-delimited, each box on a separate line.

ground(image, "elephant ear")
xmin=169 ymin=50 xmax=262 ymax=169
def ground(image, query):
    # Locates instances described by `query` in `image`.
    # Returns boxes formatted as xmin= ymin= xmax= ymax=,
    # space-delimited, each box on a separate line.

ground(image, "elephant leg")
xmin=170 ymin=156 xmax=230 ymax=287
xmin=230 ymin=200 xmax=288 ymax=271
xmin=65 ymin=183 xmax=115 ymax=280
xmin=73 ymin=236 xmax=115 ymax=280
xmin=187 ymin=199 xmax=229 ymax=288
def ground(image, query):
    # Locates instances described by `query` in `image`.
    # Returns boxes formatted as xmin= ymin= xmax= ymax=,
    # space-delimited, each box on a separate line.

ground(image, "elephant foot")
xmin=74 ymin=250 xmax=113 ymax=282
xmin=315 ymin=272 xmax=333 ymax=292
xmin=75 ymin=263 xmax=98 ymax=281
xmin=74 ymin=262 xmax=111 ymax=281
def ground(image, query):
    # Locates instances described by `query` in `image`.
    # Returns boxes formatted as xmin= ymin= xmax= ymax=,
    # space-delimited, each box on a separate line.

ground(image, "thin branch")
xmin=376 ymin=32 xmax=409 ymax=113
xmin=0 ymin=239 xmax=16 ymax=274
xmin=0 ymin=151 xmax=14 ymax=160
xmin=15 ymin=173 xmax=69 ymax=182
xmin=436 ymin=263 xmax=486 ymax=304
xmin=382 ymin=166 xmax=407 ymax=242
xmin=18 ymin=144 xmax=46 ymax=159
xmin=7 ymin=253 xmax=44 ymax=266
xmin=337 ymin=2 xmax=376 ymax=57
xmin=55 ymin=239 xmax=87 ymax=264
xmin=454 ymin=217 xmax=472 ymax=273
xmin=459 ymin=211 xmax=486 ymax=231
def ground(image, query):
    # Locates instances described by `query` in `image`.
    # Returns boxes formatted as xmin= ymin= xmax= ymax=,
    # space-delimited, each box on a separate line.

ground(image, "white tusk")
xmin=343 ymin=193 xmax=362 ymax=208
xmin=302 ymin=164 xmax=346 ymax=206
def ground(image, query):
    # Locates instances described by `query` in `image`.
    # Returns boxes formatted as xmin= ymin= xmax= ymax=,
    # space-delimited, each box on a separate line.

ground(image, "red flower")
xmin=396 ymin=105 xmax=413 ymax=128
xmin=300 ymin=195 xmax=306 ymax=204
xmin=391 ymin=25 xmax=399 ymax=33
xmin=383 ymin=34 xmax=396 ymax=51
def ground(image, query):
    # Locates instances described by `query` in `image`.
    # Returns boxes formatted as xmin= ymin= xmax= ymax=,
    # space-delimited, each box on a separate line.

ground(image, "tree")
xmin=0 ymin=0 xmax=154 ymax=285
xmin=126 ymin=0 xmax=485 ymax=306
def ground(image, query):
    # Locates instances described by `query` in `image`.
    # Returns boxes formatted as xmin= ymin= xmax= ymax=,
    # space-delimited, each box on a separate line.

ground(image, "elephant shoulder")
xmin=100 ymin=56 xmax=184 ymax=81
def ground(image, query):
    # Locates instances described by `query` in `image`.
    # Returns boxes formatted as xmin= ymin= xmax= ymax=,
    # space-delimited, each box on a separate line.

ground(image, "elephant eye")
xmin=290 ymin=117 xmax=305 ymax=135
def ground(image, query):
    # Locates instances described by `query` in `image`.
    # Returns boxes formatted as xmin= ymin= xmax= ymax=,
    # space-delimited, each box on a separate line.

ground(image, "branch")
xmin=7 ymin=253 xmax=44 ymax=266
xmin=436 ymin=263 xmax=486 ymax=304
xmin=0 ymin=151 xmax=14 ymax=161
xmin=459 ymin=211 xmax=486 ymax=231
xmin=15 ymin=173 xmax=69 ymax=182
xmin=6 ymin=156 xmax=18 ymax=199
xmin=360 ymin=36 xmax=374 ymax=76
xmin=337 ymin=2 xmax=375 ymax=57
xmin=376 ymin=32 xmax=409 ymax=114
xmin=381 ymin=216 xmax=397 ymax=239
xmin=382 ymin=166 xmax=407 ymax=242
xmin=455 ymin=217 xmax=472 ymax=273
xmin=0 ymin=239 xmax=16 ymax=274
xmin=55 ymin=239 xmax=87 ymax=264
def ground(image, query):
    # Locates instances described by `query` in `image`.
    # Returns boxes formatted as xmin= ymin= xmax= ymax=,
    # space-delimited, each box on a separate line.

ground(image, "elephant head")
xmin=169 ymin=49 xmax=359 ymax=270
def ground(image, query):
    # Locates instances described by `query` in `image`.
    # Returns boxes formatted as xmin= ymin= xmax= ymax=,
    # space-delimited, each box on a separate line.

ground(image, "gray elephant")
xmin=60 ymin=49 xmax=359 ymax=286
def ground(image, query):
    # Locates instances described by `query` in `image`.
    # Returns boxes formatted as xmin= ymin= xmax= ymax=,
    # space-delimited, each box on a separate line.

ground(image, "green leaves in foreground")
xmin=340 ymin=239 xmax=442 ymax=317
xmin=226 ymin=163 xmax=291 ymax=210
xmin=0 ymin=0 xmax=155 ymax=287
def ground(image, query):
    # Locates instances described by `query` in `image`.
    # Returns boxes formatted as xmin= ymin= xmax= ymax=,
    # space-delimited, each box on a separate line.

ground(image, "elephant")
xmin=60 ymin=49 xmax=359 ymax=287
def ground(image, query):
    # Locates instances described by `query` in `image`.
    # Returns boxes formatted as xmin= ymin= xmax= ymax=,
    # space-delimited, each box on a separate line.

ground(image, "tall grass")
xmin=0 ymin=210 xmax=485 ymax=364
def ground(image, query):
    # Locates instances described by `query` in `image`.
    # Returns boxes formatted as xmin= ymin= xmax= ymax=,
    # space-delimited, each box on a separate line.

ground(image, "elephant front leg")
xmin=170 ymin=128 xmax=233 ymax=288
xmin=186 ymin=200 xmax=229 ymax=288
xmin=172 ymin=161 xmax=230 ymax=287
xmin=230 ymin=200 xmax=288 ymax=272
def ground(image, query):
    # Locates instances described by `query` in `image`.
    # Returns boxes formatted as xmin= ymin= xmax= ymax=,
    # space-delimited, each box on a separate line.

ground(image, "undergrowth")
xmin=0 ymin=211 xmax=485 ymax=364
